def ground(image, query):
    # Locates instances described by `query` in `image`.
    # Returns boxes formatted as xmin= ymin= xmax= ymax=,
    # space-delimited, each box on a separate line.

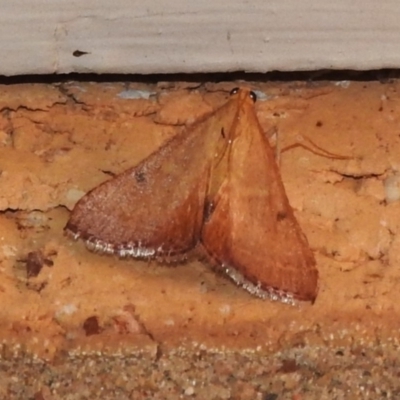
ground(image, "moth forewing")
xmin=66 ymin=94 xmax=239 ymax=260
xmin=201 ymin=90 xmax=318 ymax=302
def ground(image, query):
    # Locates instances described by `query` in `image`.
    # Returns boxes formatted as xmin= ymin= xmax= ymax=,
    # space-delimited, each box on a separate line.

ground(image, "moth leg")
xmin=281 ymin=134 xmax=352 ymax=160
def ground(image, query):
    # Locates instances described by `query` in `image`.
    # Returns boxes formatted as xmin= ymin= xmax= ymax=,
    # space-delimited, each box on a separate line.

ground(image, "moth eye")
xmin=249 ymin=91 xmax=257 ymax=103
xmin=230 ymin=87 xmax=240 ymax=96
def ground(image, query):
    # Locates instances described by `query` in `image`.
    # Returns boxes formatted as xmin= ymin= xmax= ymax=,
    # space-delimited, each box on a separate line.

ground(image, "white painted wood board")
xmin=1 ymin=0 xmax=400 ymax=76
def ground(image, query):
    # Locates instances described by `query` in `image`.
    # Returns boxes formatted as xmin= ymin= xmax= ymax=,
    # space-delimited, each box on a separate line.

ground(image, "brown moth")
xmin=65 ymin=88 xmax=318 ymax=303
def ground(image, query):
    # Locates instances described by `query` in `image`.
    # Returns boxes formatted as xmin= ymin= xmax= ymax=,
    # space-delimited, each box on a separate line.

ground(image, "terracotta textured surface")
xmin=1 ymin=80 xmax=400 ymax=398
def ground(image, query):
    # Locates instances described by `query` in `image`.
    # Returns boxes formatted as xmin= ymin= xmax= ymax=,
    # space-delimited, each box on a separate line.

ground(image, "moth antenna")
xmin=262 ymin=127 xmax=281 ymax=165
xmin=272 ymin=127 xmax=281 ymax=166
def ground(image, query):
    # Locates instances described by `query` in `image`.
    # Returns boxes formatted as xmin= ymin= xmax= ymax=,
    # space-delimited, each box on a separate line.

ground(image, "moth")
xmin=65 ymin=88 xmax=318 ymax=303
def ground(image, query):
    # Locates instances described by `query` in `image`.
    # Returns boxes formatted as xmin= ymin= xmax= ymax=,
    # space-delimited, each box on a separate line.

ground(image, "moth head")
xmin=229 ymin=87 xmax=257 ymax=103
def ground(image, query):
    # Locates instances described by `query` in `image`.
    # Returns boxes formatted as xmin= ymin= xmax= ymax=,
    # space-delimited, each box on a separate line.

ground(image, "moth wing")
xmin=66 ymin=99 xmax=238 ymax=259
xmin=201 ymin=94 xmax=318 ymax=301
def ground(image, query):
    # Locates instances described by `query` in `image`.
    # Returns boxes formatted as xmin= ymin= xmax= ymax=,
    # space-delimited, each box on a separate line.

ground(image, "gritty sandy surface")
xmin=0 ymin=80 xmax=400 ymax=398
